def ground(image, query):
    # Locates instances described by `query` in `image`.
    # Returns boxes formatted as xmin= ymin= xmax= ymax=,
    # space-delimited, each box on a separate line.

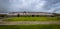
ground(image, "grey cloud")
xmin=0 ymin=0 xmax=60 ymax=14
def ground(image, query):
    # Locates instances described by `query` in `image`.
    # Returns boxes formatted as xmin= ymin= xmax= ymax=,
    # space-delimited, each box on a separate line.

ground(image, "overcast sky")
xmin=0 ymin=0 xmax=60 ymax=13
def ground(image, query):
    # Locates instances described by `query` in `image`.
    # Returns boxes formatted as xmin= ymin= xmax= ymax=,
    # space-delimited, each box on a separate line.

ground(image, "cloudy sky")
xmin=0 ymin=0 xmax=60 ymax=13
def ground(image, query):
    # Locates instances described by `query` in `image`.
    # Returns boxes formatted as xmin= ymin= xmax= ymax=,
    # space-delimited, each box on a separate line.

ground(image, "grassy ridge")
xmin=0 ymin=24 xmax=60 ymax=29
xmin=4 ymin=17 xmax=60 ymax=21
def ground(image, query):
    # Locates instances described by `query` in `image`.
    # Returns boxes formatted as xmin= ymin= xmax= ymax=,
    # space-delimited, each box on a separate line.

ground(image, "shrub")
xmin=0 ymin=14 xmax=7 ymax=17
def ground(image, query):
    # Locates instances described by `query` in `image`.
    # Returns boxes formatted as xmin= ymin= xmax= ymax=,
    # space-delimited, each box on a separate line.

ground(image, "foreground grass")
xmin=4 ymin=17 xmax=60 ymax=21
xmin=0 ymin=24 xmax=60 ymax=29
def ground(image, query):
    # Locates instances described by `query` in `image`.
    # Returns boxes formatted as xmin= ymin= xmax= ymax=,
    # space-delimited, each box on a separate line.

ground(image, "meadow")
xmin=0 ymin=24 xmax=60 ymax=29
xmin=3 ymin=17 xmax=60 ymax=21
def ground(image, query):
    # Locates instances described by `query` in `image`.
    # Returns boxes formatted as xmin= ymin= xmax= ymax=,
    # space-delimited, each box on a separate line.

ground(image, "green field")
xmin=0 ymin=24 xmax=60 ymax=29
xmin=3 ymin=17 xmax=60 ymax=21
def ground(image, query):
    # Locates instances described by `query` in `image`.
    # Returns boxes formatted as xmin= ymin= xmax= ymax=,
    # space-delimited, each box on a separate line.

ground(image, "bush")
xmin=0 ymin=14 xmax=7 ymax=17
xmin=57 ymin=16 xmax=60 ymax=20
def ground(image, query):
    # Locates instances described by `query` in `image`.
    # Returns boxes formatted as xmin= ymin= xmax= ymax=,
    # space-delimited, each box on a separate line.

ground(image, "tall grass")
xmin=0 ymin=24 xmax=60 ymax=29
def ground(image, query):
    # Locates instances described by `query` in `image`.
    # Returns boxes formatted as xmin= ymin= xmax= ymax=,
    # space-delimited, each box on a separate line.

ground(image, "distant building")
xmin=7 ymin=12 xmax=54 ymax=17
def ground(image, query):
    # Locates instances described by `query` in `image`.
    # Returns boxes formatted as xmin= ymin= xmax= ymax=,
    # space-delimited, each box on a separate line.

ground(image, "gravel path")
xmin=0 ymin=21 xmax=60 ymax=25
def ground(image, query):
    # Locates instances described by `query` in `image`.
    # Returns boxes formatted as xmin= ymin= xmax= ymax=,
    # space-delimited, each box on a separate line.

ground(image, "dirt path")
xmin=0 ymin=21 xmax=60 ymax=25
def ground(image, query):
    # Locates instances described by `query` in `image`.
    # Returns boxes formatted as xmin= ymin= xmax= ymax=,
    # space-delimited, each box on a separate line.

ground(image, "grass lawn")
xmin=3 ymin=17 xmax=60 ymax=21
xmin=0 ymin=24 xmax=60 ymax=29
